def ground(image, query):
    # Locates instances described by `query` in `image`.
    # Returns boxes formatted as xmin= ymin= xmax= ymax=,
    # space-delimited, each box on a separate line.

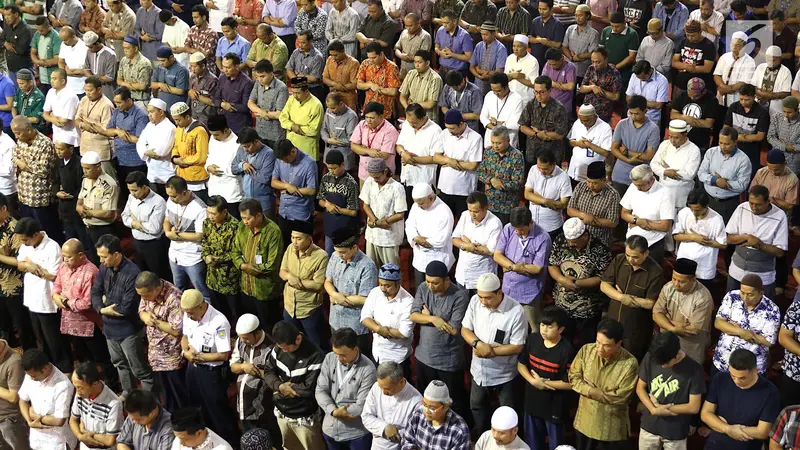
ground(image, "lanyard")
xmin=336 ymin=360 xmax=357 ymax=386
xmin=496 ymin=94 xmax=510 ymax=119
xmin=366 ymin=121 xmax=385 ymax=149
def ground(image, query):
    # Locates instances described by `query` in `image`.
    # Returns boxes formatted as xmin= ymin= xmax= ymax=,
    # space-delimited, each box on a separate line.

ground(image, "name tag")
xmin=255 ymin=255 xmax=263 ymax=265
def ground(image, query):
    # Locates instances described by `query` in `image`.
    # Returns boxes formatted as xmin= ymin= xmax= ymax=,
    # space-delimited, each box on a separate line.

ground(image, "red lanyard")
xmin=366 ymin=121 xmax=385 ymax=149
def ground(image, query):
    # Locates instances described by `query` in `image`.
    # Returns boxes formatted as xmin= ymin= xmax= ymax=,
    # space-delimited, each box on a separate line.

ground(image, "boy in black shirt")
xmin=517 ymin=306 xmax=574 ymax=450
xmin=636 ymin=331 xmax=705 ymax=450
xmin=723 ymin=83 xmax=771 ymax=172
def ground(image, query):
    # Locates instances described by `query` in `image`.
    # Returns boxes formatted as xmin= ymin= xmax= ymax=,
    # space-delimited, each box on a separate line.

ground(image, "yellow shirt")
xmin=569 ymin=343 xmax=639 ymax=442
xmin=171 ymin=121 xmax=209 ymax=183
xmin=279 ymin=94 xmax=324 ymax=160
xmin=280 ymin=243 xmax=328 ymax=319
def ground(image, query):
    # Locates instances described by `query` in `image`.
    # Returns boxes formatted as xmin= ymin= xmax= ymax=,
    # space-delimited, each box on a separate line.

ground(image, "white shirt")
xmin=359 ymin=177 xmax=407 ymax=247
xmin=18 ymin=366 xmax=77 ymax=450
xmin=18 ymin=233 xmax=62 ymax=314
xmin=726 ymin=202 xmax=789 ymax=285
xmin=437 ymin=126 xmax=483 ymax=196
xmin=163 ymin=18 xmax=191 ymax=68
xmin=462 ymin=293 xmax=526 ymax=386
xmin=792 ymin=70 xmax=800 ymax=93
xmin=751 ymin=63 xmax=793 ymax=117
xmin=566 ymin=117 xmax=613 ymax=181
xmin=182 ymin=303 xmax=232 ymax=367
xmin=505 ymin=53 xmax=540 ymax=104
xmin=137 ymin=118 xmax=177 ymax=184
xmin=620 ymin=181 xmax=675 ymax=246
xmin=170 ymin=428 xmax=233 ymax=450
xmin=525 ymin=165 xmax=573 ymax=232
xmin=166 ymin=195 xmax=208 ymax=266
xmin=361 ymin=381 xmax=422 ymax=450
xmin=121 ymin=190 xmax=166 ymax=241
xmin=453 ymin=210 xmax=503 ymax=289
xmin=405 ymin=197 xmax=455 ymax=272
xmin=360 ymin=286 xmax=414 ymax=363
xmin=206 ymin=131 xmax=244 ymax=203
xmin=713 ymin=52 xmax=756 ymax=107
xmin=0 ymin=132 xmax=17 ymax=195
xmin=208 ymin=0 xmax=234 ymax=32
xmin=650 ymin=139 xmax=701 ymax=209
xmin=476 ymin=432 xmax=531 ymax=450
xmin=688 ymin=9 xmax=724 ymax=44
xmin=59 ymin=39 xmax=89 ymax=95
xmin=43 ymin=87 xmax=80 ymax=145
xmin=396 ymin=118 xmax=441 ymax=187
xmin=480 ymin=90 xmax=525 ymax=148
xmin=673 ymin=207 xmax=727 ymax=280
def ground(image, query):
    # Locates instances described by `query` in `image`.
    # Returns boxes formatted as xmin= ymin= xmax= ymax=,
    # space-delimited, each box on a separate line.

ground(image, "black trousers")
xmin=415 ymin=360 xmax=469 ymax=424
xmin=3 ymin=192 xmax=19 ymax=219
xmin=241 ymin=294 xmax=282 ymax=336
xmin=30 ymin=311 xmax=73 ymax=373
xmin=151 ymin=182 xmax=168 ymax=200
xmin=186 ymin=363 xmax=240 ymax=446
xmin=71 ymin=327 xmax=119 ymax=391
xmin=157 ymin=367 xmax=189 ymax=414
xmin=133 ymin=238 xmax=172 ymax=282
xmin=0 ymin=295 xmax=35 ymax=349
xmin=280 ymin=34 xmax=297 ymax=57
xmin=781 ymin=373 xmax=800 ymax=408
xmin=226 ymin=201 xmax=241 ymax=220
xmin=439 ymin=193 xmax=468 ymax=224
xmin=277 ymin=214 xmax=293 ymax=251
xmin=575 ymin=431 xmax=628 ymax=450
xmin=20 ymin=203 xmax=63 ymax=244
xmin=63 ymin=218 xmax=97 ymax=264
xmin=86 ymin=224 xmax=116 ymax=249
xmin=117 ymin=164 xmax=148 ymax=205
xmin=242 ymin=416 xmax=283 ymax=449
xmin=210 ymin=289 xmax=238 ymax=326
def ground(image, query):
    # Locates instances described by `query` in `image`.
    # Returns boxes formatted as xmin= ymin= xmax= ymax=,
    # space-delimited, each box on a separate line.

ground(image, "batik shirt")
xmin=0 ymin=217 xmax=22 ymax=297
xmin=13 ymin=131 xmax=56 ymax=208
xmin=550 ymin=233 xmax=612 ymax=319
xmin=581 ymin=64 xmax=621 ymax=120
xmin=356 ymin=59 xmax=400 ymax=119
xmin=713 ymin=291 xmax=780 ymax=374
xmin=138 ymin=280 xmax=184 ymax=371
xmin=782 ymin=297 xmax=800 ymax=382
xmin=201 ymin=214 xmax=241 ymax=296
xmin=475 ymin=146 xmax=525 ymax=214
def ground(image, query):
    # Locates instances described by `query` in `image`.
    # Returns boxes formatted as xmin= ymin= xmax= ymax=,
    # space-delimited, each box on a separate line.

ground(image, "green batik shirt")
xmin=232 ymin=217 xmax=283 ymax=299
xmin=13 ymin=87 xmax=45 ymax=132
xmin=201 ymin=214 xmax=242 ymax=295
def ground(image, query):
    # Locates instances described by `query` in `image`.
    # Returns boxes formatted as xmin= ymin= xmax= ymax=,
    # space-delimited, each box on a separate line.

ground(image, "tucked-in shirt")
xmin=19 ymin=367 xmax=76 ymax=450
xmin=620 ymin=181 xmax=675 ymax=246
xmin=567 ymin=182 xmax=620 ymax=247
xmin=713 ymin=292 xmax=780 ymax=374
xmin=359 ymin=177 xmax=407 ymax=247
xmin=697 ymin=147 xmax=752 ymax=199
xmin=725 ymin=202 xmax=789 ymax=285
xmin=361 ymin=286 xmax=414 ymax=363
xmin=137 ymin=118 xmax=177 ymax=184
xmin=281 ymin=244 xmax=328 ymax=319
xmin=137 ymin=282 xmax=182 ymax=369
xmin=652 ymin=280 xmax=714 ymax=365
xmin=406 ymin=197 xmax=455 ymax=272
xmin=326 ymin=250 xmax=377 ymax=335
xmin=273 ymin=150 xmax=317 ymax=221
xmin=250 ymin=77 xmax=288 ymax=142
xmin=673 ymin=207 xmax=727 ymax=280
xmin=18 ymin=233 xmax=62 ymax=314
xmin=232 ymin=219 xmax=283 ymax=299
xmin=75 ymin=95 xmax=114 ymax=161
xmin=165 ymin=195 xmax=207 ymax=267
xmin=496 ymin=222 xmax=551 ymax=303
xmin=452 ymin=210 xmax=503 ymax=288
xmin=525 ymin=165 xmax=573 ymax=232
xmin=183 ymin=303 xmax=231 ymax=367
xmin=201 ymin=214 xmax=241 ymax=295
xmin=551 ymin=234 xmax=612 ymax=319
xmin=394 ymin=118 xmax=438 ymax=186
xmin=54 ymin=259 xmax=100 ymax=337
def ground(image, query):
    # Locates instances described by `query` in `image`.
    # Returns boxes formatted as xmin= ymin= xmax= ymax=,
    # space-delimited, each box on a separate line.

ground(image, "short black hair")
xmin=224 ymin=52 xmax=241 ymax=66
xmin=5 ymin=4 xmax=20 ymax=15
xmin=254 ymin=59 xmax=274 ymax=73
xmin=135 ymin=271 xmax=162 ymax=290
xmin=166 ymin=175 xmax=189 ymax=193
xmin=192 ymin=4 xmax=209 ymax=19
xmin=545 ymin=48 xmax=562 ymax=61
xmin=414 ymin=50 xmax=432 ymax=62
xmin=14 ymin=217 xmax=42 ymax=236
xmin=597 ymin=318 xmax=624 ymax=342
xmin=538 ymin=0 xmax=553 ymax=8
xmin=540 ymin=305 xmax=569 ymax=328
xmin=441 ymin=8 xmax=457 ymax=20
xmin=206 ymin=195 xmax=228 ymax=212
xmin=648 ymin=331 xmax=681 ymax=365
xmin=35 ymin=15 xmax=49 ymax=26
xmin=207 ymin=114 xmax=228 ymax=132
xmin=363 ymin=101 xmax=385 ymax=116
xmin=728 ymin=348 xmax=757 ymax=371
xmin=533 ymin=75 xmax=552 ymax=90
xmin=272 ymin=321 xmax=301 ymax=345
xmin=325 ymin=149 xmax=345 ymax=165
xmin=610 ymin=10 xmax=625 ymax=23
xmin=239 ymin=198 xmax=263 ymax=216
xmin=731 ymin=0 xmax=747 ymax=13
xmin=686 ymin=188 xmax=709 ymax=207
xmin=21 ymin=349 xmax=49 ymax=371
xmin=405 ymin=103 xmax=425 ymax=119
xmin=275 ymin=139 xmax=295 ymax=159
xmin=221 ymin=16 xmax=238 ymax=28
xmin=74 ymin=361 xmax=104 ymax=384
xmin=466 ymin=191 xmax=487 ymax=208
xmin=327 ymin=40 xmax=345 ymax=53
xmin=114 ymin=86 xmax=132 ymax=101
xmin=592 ymin=47 xmax=608 ymax=59
xmin=739 ymin=83 xmax=756 ymax=97
xmin=628 ymin=95 xmax=647 ymax=111
xmin=298 ymin=29 xmax=314 ymax=42
xmin=509 ymin=206 xmax=532 ymax=227
xmin=124 ymin=389 xmax=160 ymax=416
xmin=770 ymin=9 xmax=786 ymax=20
xmin=625 ymin=234 xmax=649 ymax=252
xmin=489 ymin=72 xmax=509 ymax=87
xmin=445 ymin=70 xmax=464 ymax=87
xmin=126 ymin=171 xmax=149 ymax=188
xmin=159 ymin=9 xmax=174 ymax=23
xmin=331 ymin=327 xmax=359 ymax=349
xmin=720 ymin=127 xmax=739 ymax=141
xmin=365 ymin=42 xmax=383 ymax=55
xmin=750 ymin=184 xmax=770 ymax=202
xmin=171 ymin=407 xmax=206 ymax=434
xmin=95 ymin=234 xmax=122 ymax=254
xmin=537 ymin=149 xmax=556 ymax=165
xmin=632 ymin=60 xmax=652 ymax=75
xmin=237 ymin=127 xmax=261 ymax=144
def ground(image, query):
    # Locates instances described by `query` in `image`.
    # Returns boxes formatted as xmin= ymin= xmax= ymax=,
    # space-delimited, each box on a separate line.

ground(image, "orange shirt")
xmin=356 ymin=58 xmax=400 ymax=119
xmin=234 ymin=0 xmax=265 ymax=42
xmin=323 ymin=55 xmax=360 ymax=112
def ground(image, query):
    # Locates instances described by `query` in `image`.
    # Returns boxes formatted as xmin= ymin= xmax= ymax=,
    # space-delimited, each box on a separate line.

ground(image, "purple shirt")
xmin=542 ymin=60 xmax=577 ymax=114
xmin=261 ymin=0 xmax=297 ymax=36
xmin=435 ymin=26 xmax=475 ymax=71
xmin=213 ymin=71 xmax=255 ymax=134
xmin=496 ymin=222 xmax=551 ymax=304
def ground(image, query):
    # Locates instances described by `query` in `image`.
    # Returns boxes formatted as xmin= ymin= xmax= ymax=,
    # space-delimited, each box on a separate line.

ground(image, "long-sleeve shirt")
xmin=121 ymin=189 xmax=166 ymax=241
xmin=401 ymin=409 xmax=471 ymax=450
xmin=134 ymin=5 xmax=165 ymax=61
xmin=362 ymin=382 xmax=422 ymax=450
xmin=171 ymin=120 xmax=209 ymax=184
xmin=281 ymin=244 xmax=328 ymax=319
xmin=314 ymin=352 xmax=377 ymax=442
xmin=479 ymin=90 xmax=524 ymax=148
xmin=213 ymin=71 xmax=254 ymax=134
xmin=650 ymin=139 xmax=701 ymax=209
xmin=231 ymin=143 xmax=275 ymax=207
xmin=90 ymin=258 xmax=142 ymax=341
xmin=137 ymin=118 xmax=177 ymax=184
xmin=14 ymin=131 xmax=57 ymax=208
xmin=13 ymin=87 xmax=46 ymax=133
xmin=262 ymin=338 xmax=324 ymax=418
xmin=53 ymin=258 xmax=100 ymax=337
xmin=405 ymin=197 xmax=454 ymax=272
xmin=569 ymin=343 xmax=639 ymax=442
xmin=324 ymin=6 xmax=361 ymax=56
xmin=279 ymin=94 xmax=324 ymax=160
xmin=652 ymin=1 xmax=688 ymax=43
xmin=232 ymin=220 xmax=283 ymax=299
xmin=697 ymin=146 xmax=752 ymax=199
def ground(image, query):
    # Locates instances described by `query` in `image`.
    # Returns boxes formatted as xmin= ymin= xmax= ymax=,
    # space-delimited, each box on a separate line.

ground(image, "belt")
xmin=192 ymin=362 xmax=225 ymax=370
xmin=711 ymin=195 xmax=739 ymax=202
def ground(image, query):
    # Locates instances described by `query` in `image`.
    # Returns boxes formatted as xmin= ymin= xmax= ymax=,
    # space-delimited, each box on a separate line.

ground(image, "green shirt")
xmin=599 ymin=26 xmax=638 ymax=80
xmin=232 ymin=217 xmax=283 ymax=299
xmin=248 ymin=38 xmax=288 ymax=82
xmin=13 ymin=87 xmax=45 ymax=132
xmin=201 ymin=214 xmax=242 ymax=295
xmin=31 ymin=29 xmax=62 ymax=85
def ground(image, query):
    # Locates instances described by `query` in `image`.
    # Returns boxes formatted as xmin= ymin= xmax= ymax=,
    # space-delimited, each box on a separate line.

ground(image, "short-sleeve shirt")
xmin=518 ymin=333 xmax=573 ymax=423
xmin=71 ymin=384 xmax=123 ymax=448
xmin=782 ymin=291 xmax=800 ymax=382
xmin=359 ymin=177 xmax=407 ymax=247
xmin=326 ymin=250 xmax=377 ymax=335
xmin=705 ymin=372 xmax=780 ymax=450
xmin=670 ymin=91 xmax=720 ymax=149
xmin=713 ymin=292 xmax=781 ymax=374
xmin=610 ymin=118 xmax=661 ymax=185
xmin=525 ymin=165 xmax=573 ymax=232
xmin=673 ymin=36 xmax=717 ymax=90
xmin=272 ymin=150 xmax=317 ymax=221
xmin=529 ymin=16 xmax=566 ymax=69
xmin=78 ymin=174 xmax=119 ymax=227
xmin=638 ymin=353 xmax=705 ymax=441
xmin=182 ymin=303 xmax=231 ymax=367
xmin=599 ymin=26 xmax=639 ymax=77
xmin=771 ymin=406 xmax=800 ymax=450
xmin=549 ymin=234 xmax=612 ymax=319
xmin=165 ymin=195 xmax=207 ymax=267
xmin=619 ymin=181 xmax=675 ymax=246
xmin=411 ymin=282 xmax=470 ymax=372
xmin=138 ymin=281 xmax=184 ymax=372
xmin=18 ymin=368 xmax=76 ymax=449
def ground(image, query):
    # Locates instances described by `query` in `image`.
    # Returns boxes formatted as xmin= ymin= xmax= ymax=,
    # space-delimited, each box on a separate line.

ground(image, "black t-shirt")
xmin=518 ymin=333 xmax=574 ymax=423
xmin=619 ymin=0 xmax=652 ymax=40
xmin=723 ymin=102 xmax=771 ymax=156
xmin=639 ymin=353 xmax=706 ymax=441
xmin=705 ymin=372 xmax=780 ymax=450
xmin=671 ymin=91 xmax=720 ymax=149
xmin=673 ymin=37 xmax=717 ymax=90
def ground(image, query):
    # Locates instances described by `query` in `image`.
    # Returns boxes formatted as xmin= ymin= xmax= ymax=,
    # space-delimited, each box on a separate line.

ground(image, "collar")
xmin=340 ymin=351 xmax=362 ymax=369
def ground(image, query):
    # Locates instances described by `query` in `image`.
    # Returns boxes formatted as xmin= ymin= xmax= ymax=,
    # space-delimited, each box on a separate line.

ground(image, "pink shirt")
xmin=350 ymin=119 xmax=400 ymax=180
xmin=138 ymin=281 xmax=185 ymax=372
xmin=587 ymin=0 xmax=617 ymax=33
xmin=53 ymin=259 xmax=100 ymax=337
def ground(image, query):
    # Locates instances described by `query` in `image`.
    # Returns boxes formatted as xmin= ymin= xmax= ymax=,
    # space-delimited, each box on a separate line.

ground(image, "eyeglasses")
xmin=421 ymin=402 xmax=444 ymax=412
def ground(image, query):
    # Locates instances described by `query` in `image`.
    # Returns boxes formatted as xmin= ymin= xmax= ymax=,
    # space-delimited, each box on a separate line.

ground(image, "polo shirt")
xmin=71 ymin=384 xmax=123 ymax=450
xmin=359 ymin=177 xmax=407 ymax=247
xmin=625 ymin=70 xmax=669 ymax=124
xmin=462 ymin=293 xmax=526 ymax=387
xmin=452 ymin=210 xmax=503 ymax=289
xmin=438 ymin=126 xmax=483 ymax=196
xmin=19 ymin=366 xmax=76 ymax=449
xmin=619 ymin=181 xmax=675 ymax=246
xmin=529 ymin=15 xmax=566 ymax=69
xmin=566 ymin=117 xmax=613 ymax=181
xmin=117 ymin=407 xmax=174 ymax=450
xmin=182 ymin=303 xmax=232 ymax=367
xmin=725 ymin=202 xmax=789 ymax=285
xmin=165 ymin=194 xmax=207 ymax=267
xmin=361 ymin=286 xmax=414 ymax=363
xmin=525 ymin=165 xmax=573 ymax=232
xmin=273 ymin=150 xmax=317 ymax=221
xmin=542 ymin=60 xmax=577 ymax=113
xmin=599 ymin=26 xmax=639 ymax=78
xmin=395 ymin=118 xmax=441 ymax=187
xmin=673 ymin=207 xmax=727 ymax=280
xmin=18 ymin=233 xmax=62 ymax=314
xmin=406 ymin=197 xmax=455 ymax=272
xmin=43 ymin=87 xmax=79 ymax=145
xmin=59 ymin=39 xmax=88 ymax=95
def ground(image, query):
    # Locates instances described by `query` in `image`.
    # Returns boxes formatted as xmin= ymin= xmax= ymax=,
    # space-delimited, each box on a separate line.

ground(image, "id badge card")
xmin=255 ymin=255 xmax=263 ymax=265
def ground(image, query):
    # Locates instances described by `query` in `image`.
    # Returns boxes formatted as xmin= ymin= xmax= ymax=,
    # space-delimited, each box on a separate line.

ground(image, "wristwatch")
xmin=633 ymin=217 xmax=638 ymax=225
xmin=471 ymin=339 xmax=480 ymax=348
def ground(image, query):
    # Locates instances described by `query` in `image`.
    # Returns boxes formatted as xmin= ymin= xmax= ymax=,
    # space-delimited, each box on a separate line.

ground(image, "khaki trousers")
xmin=638 ymin=428 xmax=687 ymax=450
xmin=276 ymin=416 xmax=325 ymax=450
xmin=366 ymin=242 xmax=400 ymax=267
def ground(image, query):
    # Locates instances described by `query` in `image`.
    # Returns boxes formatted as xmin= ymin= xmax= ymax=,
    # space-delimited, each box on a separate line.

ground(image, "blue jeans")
xmin=524 ymin=414 xmax=565 ymax=450
xmin=283 ymin=307 xmax=330 ymax=351
xmin=169 ymin=260 xmax=212 ymax=300
xmin=325 ymin=235 xmax=334 ymax=257
xmin=323 ymin=433 xmax=372 ymax=450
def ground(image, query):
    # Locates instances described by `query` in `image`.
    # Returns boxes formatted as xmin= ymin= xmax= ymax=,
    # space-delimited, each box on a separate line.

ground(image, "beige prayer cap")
xmin=180 ymin=289 xmax=205 ymax=309
xmin=647 ymin=18 xmax=663 ymax=32
xmin=576 ymin=4 xmax=590 ymax=13
xmin=189 ymin=52 xmax=206 ymax=64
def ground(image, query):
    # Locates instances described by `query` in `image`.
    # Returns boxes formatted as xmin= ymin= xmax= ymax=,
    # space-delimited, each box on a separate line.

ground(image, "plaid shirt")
xmin=768 ymin=111 xmax=800 ymax=174
xmin=400 ymin=409 xmax=471 ymax=450
xmin=14 ymin=131 xmax=56 ymax=208
xmin=567 ymin=181 xmax=620 ymax=247
xmin=772 ymin=406 xmax=800 ymax=450
xmin=476 ymin=146 xmax=525 ymax=214
xmin=581 ymin=64 xmax=621 ymax=121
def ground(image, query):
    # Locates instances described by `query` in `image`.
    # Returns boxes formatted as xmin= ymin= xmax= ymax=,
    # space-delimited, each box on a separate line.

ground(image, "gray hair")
xmin=491 ymin=125 xmax=510 ymax=140
xmin=10 ymin=115 xmax=32 ymax=130
xmin=629 ymin=164 xmax=654 ymax=182
xmin=377 ymin=361 xmax=404 ymax=382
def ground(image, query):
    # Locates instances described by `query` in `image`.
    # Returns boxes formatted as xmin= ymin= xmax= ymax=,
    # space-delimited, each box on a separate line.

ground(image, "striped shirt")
xmin=553 ymin=0 xmax=579 ymax=26
xmin=71 ymin=384 xmax=123 ymax=447
xmin=324 ymin=6 xmax=361 ymax=57
xmin=399 ymin=69 xmax=443 ymax=121
xmin=564 ymin=24 xmax=600 ymax=77
xmin=495 ymin=6 xmax=530 ymax=41
xmin=767 ymin=111 xmax=800 ymax=174
xmin=771 ymin=406 xmax=800 ymax=450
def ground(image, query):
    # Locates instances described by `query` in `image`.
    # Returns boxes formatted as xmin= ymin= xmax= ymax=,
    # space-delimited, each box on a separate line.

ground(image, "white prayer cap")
xmin=81 ymin=151 xmax=101 ymax=165
xmin=190 ymin=52 xmax=206 ymax=64
xmin=423 ymin=380 xmax=452 ymax=404
xmin=732 ymin=31 xmax=748 ymax=43
xmin=554 ymin=447 xmax=577 ymax=450
xmin=148 ymin=98 xmax=167 ymax=111
xmin=411 ymin=182 xmax=433 ymax=199
xmin=57 ymin=135 xmax=79 ymax=146
xmin=236 ymin=314 xmax=260 ymax=335
xmin=766 ymin=45 xmax=782 ymax=57
xmin=578 ymin=103 xmax=596 ymax=116
xmin=669 ymin=119 xmax=688 ymax=133
xmin=476 ymin=273 xmax=501 ymax=292
xmin=513 ymin=34 xmax=529 ymax=45
xmin=563 ymin=217 xmax=586 ymax=240
xmin=491 ymin=406 xmax=518 ymax=430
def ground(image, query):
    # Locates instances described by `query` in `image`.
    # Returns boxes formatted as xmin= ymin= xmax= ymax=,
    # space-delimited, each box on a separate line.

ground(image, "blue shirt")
xmin=216 ymin=34 xmax=251 ymax=63
xmin=469 ymin=39 xmax=507 ymax=71
xmin=435 ymin=26 xmax=475 ymax=71
xmin=625 ymin=70 xmax=669 ymax=124
xmin=610 ymin=118 xmax=661 ymax=184
xmin=152 ymin=62 xmax=189 ymax=112
xmin=697 ymin=146 xmax=752 ymax=199
xmin=108 ymin=105 xmax=149 ymax=167
xmin=232 ymin=143 xmax=276 ymax=207
xmin=325 ymin=250 xmax=377 ymax=335
xmin=652 ymin=1 xmax=689 ymax=43
xmin=0 ymin=75 xmax=15 ymax=128
xmin=273 ymin=150 xmax=317 ymax=221
xmin=495 ymin=222 xmax=551 ymax=304
xmin=261 ymin=0 xmax=298 ymax=36
xmin=528 ymin=15 xmax=566 ymax=70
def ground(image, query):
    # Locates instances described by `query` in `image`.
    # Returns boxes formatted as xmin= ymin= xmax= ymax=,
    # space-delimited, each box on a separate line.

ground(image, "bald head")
xmin=62 ymin=238 xmax=85 ymax=268
xmin=62 ymin=238 xmax=84 ymax=254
